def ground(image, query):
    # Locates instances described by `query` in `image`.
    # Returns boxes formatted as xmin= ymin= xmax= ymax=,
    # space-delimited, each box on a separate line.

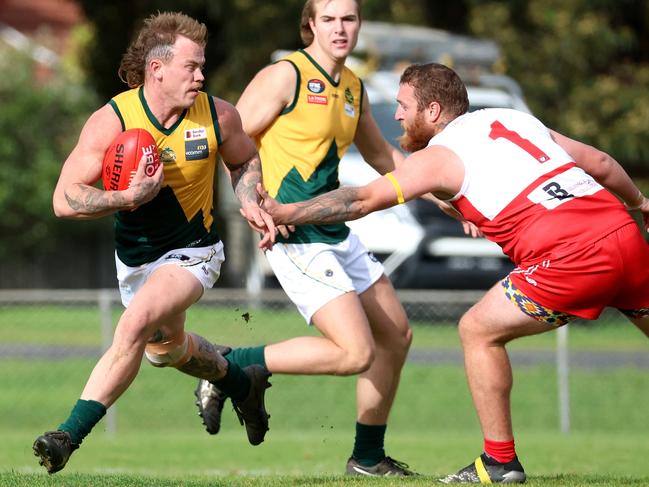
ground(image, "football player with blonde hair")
xmin=33 ymin=11 xmax=275 ymax=474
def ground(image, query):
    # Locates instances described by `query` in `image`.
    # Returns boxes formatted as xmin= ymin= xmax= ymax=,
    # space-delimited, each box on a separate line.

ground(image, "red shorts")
xmin=507 ymin=223 xmax=649 ymax=320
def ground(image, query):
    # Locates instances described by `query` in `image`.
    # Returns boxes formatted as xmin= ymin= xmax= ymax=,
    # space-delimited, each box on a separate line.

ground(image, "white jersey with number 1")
xmin=429 ymin=108 xmax=632 ymax=266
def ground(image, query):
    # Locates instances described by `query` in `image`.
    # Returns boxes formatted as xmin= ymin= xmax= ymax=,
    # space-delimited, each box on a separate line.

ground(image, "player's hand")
xmin=462 ymin=220 xmax=483 ymax=238
xmin=126 ymin=155 xmax=163 ymax=207
xmin=255 ymin=183 xmax=296 ymax=243
xmin=240 ymin=203 xmax=277 ymax=250
xmin=277 ymin=224 xmax=295 ymax=239
xmin=256 ymin=183 xmax=282 ymax=219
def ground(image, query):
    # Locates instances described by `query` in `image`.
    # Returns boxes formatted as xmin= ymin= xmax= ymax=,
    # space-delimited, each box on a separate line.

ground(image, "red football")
xmin=102 ymin=128 xmax=160 ymax=191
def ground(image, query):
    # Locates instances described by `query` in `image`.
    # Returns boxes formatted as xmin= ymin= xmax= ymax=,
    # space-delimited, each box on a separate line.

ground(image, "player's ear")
xmin=149 ymin=58 xmax=164 ymax=81
xmin=427 ymin=101 xmax=442 ymax=123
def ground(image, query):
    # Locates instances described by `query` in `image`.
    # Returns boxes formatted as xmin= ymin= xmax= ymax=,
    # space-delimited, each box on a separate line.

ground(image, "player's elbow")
xmin=53 ymin=192 xmax=78 ymax=219
xmin=52 ymin=197 xmax=70 ymax=218
xmin=577 ymin=147 xmax=615 ymax=181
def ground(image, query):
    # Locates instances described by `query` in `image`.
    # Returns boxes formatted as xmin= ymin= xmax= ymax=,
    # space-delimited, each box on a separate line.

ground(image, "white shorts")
xmin=115 ymin=242 xmax=225 ymax=308
xmin=265 ymin=232 xmax=384 ymax=323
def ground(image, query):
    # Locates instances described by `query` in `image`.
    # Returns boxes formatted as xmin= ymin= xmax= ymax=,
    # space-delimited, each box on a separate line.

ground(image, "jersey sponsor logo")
xmin=184 ymin=128 xmax=209 ymax=161
xmin=307 ymin=78 xmax=325 ymax=93
xmin=184 ymin=127 xmax=207 ymax=141
xmin=344 ymin=103 xmax=355 ymax=117
xmin=307 ymin=94 xmax=328 ymax=105
xmin=185 ymin=140 xmax=209 ymax=160
xmin=527 ymin=167 xmax=603 ymax=209
xmin=160 ymin=147 xmax=176 ymax=163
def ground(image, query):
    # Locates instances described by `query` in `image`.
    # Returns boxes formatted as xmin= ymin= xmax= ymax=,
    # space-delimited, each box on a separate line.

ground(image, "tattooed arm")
xmin=215 ymin=97 xmax=276 ymax=248
xmin=226 ymin=151 xmax=264 ymax=212
xmin=53 ymin=105 xmax=163 ymax=219
xmin=259 ymin=183 xmax=387 ymax=227
xmin=260 ymin=145 xmax=465 ymax=227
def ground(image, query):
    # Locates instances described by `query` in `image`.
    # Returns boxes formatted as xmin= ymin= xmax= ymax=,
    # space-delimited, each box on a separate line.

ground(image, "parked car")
xmin=338 ymin=71 xmax=528 ymax=289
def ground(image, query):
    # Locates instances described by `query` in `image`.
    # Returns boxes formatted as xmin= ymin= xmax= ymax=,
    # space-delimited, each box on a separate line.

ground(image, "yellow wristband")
xmin=385 ymin=172 xmax=405 ymax=204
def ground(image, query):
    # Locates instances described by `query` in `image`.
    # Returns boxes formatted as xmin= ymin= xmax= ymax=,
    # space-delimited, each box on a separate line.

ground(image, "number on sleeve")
xmin=488 ymin=120 xmax=550 ymax=163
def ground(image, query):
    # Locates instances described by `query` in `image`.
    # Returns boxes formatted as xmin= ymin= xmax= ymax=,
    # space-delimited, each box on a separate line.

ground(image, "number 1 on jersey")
xmin=489 ymin=120 xmax=550 ymax=163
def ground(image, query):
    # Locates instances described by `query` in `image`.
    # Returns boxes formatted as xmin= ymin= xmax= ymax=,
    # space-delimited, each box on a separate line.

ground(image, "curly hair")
xmin=300 ymin=0 xmax=362 ymax=46
xmin=400 ymin=63 xmax=469 ymax=118
xmin=118 ymin=11 xmax=207 ymax=88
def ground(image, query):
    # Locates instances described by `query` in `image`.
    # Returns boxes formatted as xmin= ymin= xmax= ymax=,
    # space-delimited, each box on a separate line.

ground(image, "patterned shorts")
xmin=501 ymin=276 xmax=578 ymax=327
xmin=507 ymin=223 xmax=649 ymax=321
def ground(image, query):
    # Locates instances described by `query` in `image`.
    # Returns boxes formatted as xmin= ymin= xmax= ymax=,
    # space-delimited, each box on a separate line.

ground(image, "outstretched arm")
xmin=261 ymin=145 xmax=464 ymax=226
xmin=259 ymin=183 xmax=383 ymax=226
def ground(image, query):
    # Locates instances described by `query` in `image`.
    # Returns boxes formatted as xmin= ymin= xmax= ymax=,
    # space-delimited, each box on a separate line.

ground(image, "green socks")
xmin=211 ymin=360 xmax=251 ymax=402
xmin=209 ymin=346 xmax=265 ymax=401
xmin=352 ymin=422 xmax=387 ymax=466
xmin=58 ymin=399 xmax=107 ymax=445
xmin=224 ymin=346 xmax=266 ymax=369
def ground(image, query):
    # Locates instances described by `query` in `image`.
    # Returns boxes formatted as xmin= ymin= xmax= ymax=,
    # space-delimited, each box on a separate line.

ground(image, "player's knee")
xmin=384 ymin=323 xmax=412 ymax=363
xmin=399 ymin=324 xmax=414 ymax=352
xmin=458 ymin=311 xmax=480 ymax=345
xmin=113 ymin=310 xmax=157 ymax=351
xmin=339 ymin=345 xmax=374 ymax=375
xmin=459 ymin=310 xmax=509 ymax=347
xmin=144 ymin=332 xmax=194 ymax=368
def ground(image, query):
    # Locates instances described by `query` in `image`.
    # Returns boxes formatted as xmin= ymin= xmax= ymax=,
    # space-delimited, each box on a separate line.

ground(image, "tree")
xmin=467 ymin=0 xmax=649 ymax=177
xmin=0 ymin=46 xmax=100 ymax=261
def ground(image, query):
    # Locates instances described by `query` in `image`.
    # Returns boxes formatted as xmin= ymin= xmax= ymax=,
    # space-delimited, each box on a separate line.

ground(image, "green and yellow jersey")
xmin=109 ymin=87 xmax=222 ymax=266
xmin=258 ymin=49 xmax=364 ymax=244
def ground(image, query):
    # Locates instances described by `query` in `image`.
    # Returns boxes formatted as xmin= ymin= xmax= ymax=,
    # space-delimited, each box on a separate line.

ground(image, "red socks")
xmin=484 ymin=438 xmax=516 ymax=464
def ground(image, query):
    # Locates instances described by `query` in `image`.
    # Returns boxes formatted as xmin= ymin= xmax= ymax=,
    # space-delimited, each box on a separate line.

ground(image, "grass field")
xmin=2 ymin=303 xmax=648 ymax=350
xmin=1 ymin=303 xmax=648 ymax=485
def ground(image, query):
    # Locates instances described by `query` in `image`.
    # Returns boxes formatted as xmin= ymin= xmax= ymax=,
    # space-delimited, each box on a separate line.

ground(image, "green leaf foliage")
xmin=0 ymin=47 xmax=99 ymax=259
xmin=467 ymin=0 xmax=649 ymax=176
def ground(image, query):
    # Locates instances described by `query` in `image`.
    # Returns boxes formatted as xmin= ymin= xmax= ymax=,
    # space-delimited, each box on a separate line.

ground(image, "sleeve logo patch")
xmin=307 ymin=79 xmax=325 ymax=93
